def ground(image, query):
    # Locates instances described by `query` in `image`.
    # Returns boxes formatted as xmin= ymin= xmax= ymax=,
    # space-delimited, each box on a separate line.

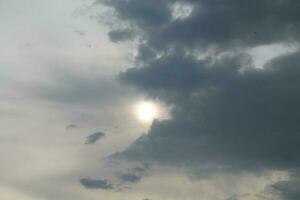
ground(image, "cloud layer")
xmin=96 ymin=0 xmax=300 ymax=199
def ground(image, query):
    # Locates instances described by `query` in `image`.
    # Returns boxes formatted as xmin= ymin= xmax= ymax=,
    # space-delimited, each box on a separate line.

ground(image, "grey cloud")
xmin=225 ymin=194 xmax=272 ymax=200
xmin=66 ymin=124 xmax=77 ymax=129
xmin=116 ymin=165 xmax=148 ymax=184
xmin=79 ymin=178 xmax=114 ymax=190
xmin=150 ymin=0 xmax=300 ymax=51
xmin=85 ymin=132 xmax=105 ymax=144
xmin=100 ymin=0 xmax=300 ymax=173
xmin=103 ymin=0 xmax=300 ymax=53
xmin=120 ymin=50 xmax=248 ymax=96
xmin=109 ymin=29 xmax=135 ymax=43
xmin=115 ymin=51 xmax=300 ymax=173
xmin=119 ymin=173 xmax=142 ymax=183
xmin=101 ymin=0 xmax=172 ymax=28
xmin=80 ymin=165 xmax=148 ymax=190
xmin=98 ymin=0 xmax=300 ymax=197
xmin=271 ymin=174 xmax=300 ymax=200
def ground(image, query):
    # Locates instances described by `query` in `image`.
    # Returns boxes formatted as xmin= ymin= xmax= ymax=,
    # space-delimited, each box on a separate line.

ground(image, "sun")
xmin=136 ymin=101 xmax=158 ymax=123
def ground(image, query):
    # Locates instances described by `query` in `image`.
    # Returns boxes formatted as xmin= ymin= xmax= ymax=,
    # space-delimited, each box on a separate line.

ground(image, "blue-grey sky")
xmin=1 ymin=0 xmax=300 ymax=200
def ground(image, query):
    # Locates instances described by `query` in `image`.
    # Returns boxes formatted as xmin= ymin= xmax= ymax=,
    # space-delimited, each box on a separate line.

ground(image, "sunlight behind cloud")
xmin=136 ymin=101 xmax=158 ymax=123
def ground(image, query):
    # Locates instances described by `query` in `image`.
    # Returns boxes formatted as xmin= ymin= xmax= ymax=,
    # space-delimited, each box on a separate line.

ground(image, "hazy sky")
xmin=1 ymin=1 xmax=300 ymax=200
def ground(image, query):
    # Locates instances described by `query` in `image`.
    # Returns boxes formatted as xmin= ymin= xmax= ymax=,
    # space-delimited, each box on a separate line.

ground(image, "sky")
xmin=1 ymin=0 xmax=300 ymax=200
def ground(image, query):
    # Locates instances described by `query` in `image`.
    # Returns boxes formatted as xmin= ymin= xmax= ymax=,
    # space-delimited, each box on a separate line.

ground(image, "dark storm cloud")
xmin=148 ymin=0 xmax=300 ymax=50
xmin=108 ymin=29 xmax=135 ymax=43
xmin=79 ymin=178 xmax=114 ymax=190
xmin=97 ymin=0 xmax=300 ymax=196
xmin=120 ymin=50 xmax=249 ymax=96
xmin=100 ymin=0 xmax=300 ymax=169
xmin=85 ymin=132 xmax=105 ymax=144
xmin=116 ymin=51 xmax=300 ymax=172
xmin=101 ymin=0 xmax=300 ymax=54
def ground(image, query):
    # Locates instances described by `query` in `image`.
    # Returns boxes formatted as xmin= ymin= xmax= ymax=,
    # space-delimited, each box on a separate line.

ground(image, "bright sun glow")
xmin=136 ymin=102 xmax=158 ymax=123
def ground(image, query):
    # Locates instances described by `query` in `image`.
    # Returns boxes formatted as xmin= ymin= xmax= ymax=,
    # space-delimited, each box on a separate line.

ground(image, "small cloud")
xmin=79 ymin=178 xmax=113 ymax=190
xmin=85 ymin=132 xmax=105 ymax=144
xmin=117 ymin=164 xmax=149 ymax=184
xmin=66 ymin=124 xmax=77 ymax=129
xmin=119 ymin=173 xmax=142 ymax=183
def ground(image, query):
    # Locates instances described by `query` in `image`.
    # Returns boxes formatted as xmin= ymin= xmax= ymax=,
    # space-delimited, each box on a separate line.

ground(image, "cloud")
xmin=79 ymin=164 xmax=148 ymax=190
xmin=101 ymin=0 xmax=300 ymax=54
xmin=115 ymin=51 xmax=300 ymax=174
xmin=79 ymin=178 xmax=114 ymax=190
xmin=99 ymin=0 xmax=300 ymax=170
xmin=109 ymin=29 xmax=135 ymax=43
xmin=85 ymin=132 xmax=106 ymax=144
xmin=101 ymin=0 xmax=172 ymax=28
xmin=119 ymin=172 xmax=142 ymax=183
xmin=225 ymin=194 xmax=272 ymax=200
xmin=66 ymin=124 xmax=77 ymax=129
xmin=97 ymin=0 xmax=300 ymax=197
xmin=270 ymin=173 xmax=300 ymax=200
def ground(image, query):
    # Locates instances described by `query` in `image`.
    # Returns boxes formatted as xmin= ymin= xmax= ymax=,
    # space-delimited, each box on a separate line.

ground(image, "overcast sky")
xmin=1 ymin=0 xmax=300 ymax=200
